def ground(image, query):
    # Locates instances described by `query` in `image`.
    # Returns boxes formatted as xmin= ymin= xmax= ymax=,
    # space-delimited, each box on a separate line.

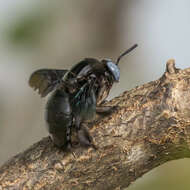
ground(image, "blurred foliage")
xmin=6 ymin=11 xmax=52 ymax=47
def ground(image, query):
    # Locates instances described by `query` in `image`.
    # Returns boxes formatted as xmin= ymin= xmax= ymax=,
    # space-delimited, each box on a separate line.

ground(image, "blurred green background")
xmin=0 ymin=0 xmax=190 ymax=189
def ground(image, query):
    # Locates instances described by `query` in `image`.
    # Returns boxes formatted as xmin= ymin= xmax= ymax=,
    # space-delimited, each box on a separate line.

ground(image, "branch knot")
xmin=166 ymin=59 xmax=178 ymax=74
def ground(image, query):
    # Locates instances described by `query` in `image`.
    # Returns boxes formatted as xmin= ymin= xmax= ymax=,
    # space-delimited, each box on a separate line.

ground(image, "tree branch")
xmin=1 ymin=60 xmax=190 ymax=190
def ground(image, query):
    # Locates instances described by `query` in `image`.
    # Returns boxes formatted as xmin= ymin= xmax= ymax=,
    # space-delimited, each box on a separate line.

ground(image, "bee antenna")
xmin=116 ymin=44 xmax=138 ymax=65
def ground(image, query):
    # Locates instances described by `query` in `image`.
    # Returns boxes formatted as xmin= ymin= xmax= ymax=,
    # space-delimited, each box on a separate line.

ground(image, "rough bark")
xmin=1 ymin=60 xmax=190 ymax=190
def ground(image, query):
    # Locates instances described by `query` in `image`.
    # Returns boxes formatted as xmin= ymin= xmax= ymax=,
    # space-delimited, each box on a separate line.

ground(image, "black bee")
xmin=29 ymin=44 xmax=138 ymax=149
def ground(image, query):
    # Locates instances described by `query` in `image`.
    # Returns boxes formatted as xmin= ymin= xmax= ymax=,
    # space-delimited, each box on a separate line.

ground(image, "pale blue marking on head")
xmin=106 ymin=61 xmax=120 ymax=82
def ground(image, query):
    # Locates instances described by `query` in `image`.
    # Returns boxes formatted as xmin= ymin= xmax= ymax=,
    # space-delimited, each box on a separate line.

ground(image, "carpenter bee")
xmin=29 ymin=44 xmax=138 ymax=149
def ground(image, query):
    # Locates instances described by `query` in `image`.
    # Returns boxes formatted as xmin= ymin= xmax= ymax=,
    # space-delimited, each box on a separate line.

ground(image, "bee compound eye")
xmin=106 ymin=61 xmax=120 ymax=82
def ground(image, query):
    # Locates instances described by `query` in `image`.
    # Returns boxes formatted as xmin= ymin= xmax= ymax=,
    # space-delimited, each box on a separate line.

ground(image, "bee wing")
xmin=71 ymin=80 xmax=96 ymax=121
xmin=29 ymin=69 xmax=68 ymax=97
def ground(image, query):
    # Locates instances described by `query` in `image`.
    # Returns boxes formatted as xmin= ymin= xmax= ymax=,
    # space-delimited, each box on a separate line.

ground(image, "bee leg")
xmin=75 ymin=116 xmax=88 ymax=145
xmin=77 ymin=124 xmax=97 ymax=149
xmin=96 ymin=105 xmax=118 ymax=115
xmin=75 ymin=117 xmax=97 ymax=149
xmin=66 ymin=124 xmax=72 ymax=150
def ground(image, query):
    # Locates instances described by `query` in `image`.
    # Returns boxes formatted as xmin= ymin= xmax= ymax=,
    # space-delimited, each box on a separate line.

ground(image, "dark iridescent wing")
xmin=29 ymin=69 xmax=68 ymax=97
xmin=65 ymin=58 xmax=100 ymax=80
xmin=71 ymin=80 xmax=96 ymax=121
xmin=70 ymin=58 xmax=98 ymax=74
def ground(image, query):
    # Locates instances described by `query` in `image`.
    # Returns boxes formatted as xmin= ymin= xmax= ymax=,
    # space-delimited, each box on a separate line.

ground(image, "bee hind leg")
xmin=77 ymin=123 xmax=97 ymax=149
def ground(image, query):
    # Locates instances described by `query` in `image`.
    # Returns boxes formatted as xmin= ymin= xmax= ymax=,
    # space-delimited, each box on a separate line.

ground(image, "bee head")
xmin=102 ymin=59 xmax=120 ymax=82
xmin=102 ymin=44 xmax=138 ymax=82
